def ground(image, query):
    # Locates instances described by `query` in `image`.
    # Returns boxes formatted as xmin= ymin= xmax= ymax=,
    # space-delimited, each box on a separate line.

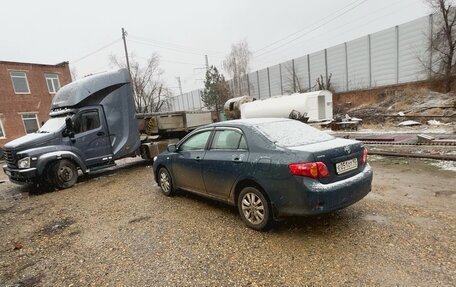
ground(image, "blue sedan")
xmin=153 ymin=118 xmax=373 ymax=230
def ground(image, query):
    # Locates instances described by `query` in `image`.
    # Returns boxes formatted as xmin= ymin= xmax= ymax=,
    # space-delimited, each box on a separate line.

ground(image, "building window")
xmin=0 ymin=116 xmax=5 ymax=138
xmin=45 ymin=73 xmax=61 ymax=93
xmin=21 ymin=113 xmax=40 ymax=134
xmin=10 ymin=71 xmax=30 ymax=94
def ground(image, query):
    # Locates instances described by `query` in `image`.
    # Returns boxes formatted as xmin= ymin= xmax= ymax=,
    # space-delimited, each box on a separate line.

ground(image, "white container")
xmin=240 ymin=90 xmax=333 ymax=121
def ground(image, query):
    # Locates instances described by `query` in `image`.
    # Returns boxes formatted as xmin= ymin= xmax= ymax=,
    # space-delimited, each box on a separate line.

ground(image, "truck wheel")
xmin=50 ymin=160 xmax=78 ymax=190
xmin=158 ymin=167 xmax=175 ymax=196
xmin=238 ymin=187 xmax=272 ymax=231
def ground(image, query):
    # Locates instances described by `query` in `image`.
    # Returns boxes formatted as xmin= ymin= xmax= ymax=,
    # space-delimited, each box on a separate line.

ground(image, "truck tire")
xmin=158 ymin=167 xmax=175 ymax=196
xmin=49 ymin=159 xmax=78 ymax=190
xmin=238 ymin=187 xmax=272 ymax=231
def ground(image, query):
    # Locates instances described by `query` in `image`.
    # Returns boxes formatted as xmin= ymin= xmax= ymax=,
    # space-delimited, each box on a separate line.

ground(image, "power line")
xmin=129 ymin=35 xmax=225 ymax=55
xmin=135 ymin=54 xmax=201 ymax=66
xmin=253 ymin=0 xmax=369 ymax=59
xmin=251 ymin=0 xmax=408 ymax=69
xmin=71 ymin=38 xmax=122 ymax=63
xmin=253 ymin=0 xmax=364 ymax=55
xmin=129 ymin=38 xmax=208 ymax=56
xmin=129 ymin=38 xmax=225 ymax=58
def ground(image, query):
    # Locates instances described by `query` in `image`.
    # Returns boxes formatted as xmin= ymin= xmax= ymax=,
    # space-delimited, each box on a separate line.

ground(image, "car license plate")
xmin=5 ymin=170 xmax=11 ymax=176
xmin=336 ymin=158 xmax=358 ymax=174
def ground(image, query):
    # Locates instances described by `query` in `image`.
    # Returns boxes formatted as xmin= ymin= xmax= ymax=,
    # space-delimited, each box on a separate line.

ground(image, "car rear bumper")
xmin=273 ymin=164 xmax=373 ymax=217
xmin=2 ymin=165 xmax=37 ymax=185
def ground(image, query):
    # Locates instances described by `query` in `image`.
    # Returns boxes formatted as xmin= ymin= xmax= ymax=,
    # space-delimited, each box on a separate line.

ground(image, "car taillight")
xmin=288 ymin=162 xmax=329 ymax=179
xmin=360 ymin=147 xmax=368 ymax=165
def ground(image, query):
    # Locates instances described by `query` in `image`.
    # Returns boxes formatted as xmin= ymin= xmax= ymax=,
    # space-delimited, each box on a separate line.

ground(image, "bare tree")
xmin=282 ymin=63 xmax=308 ymax=94
xmin=424 ymin=0 xmax=456 ymax=92
xmin=70 ymin=67 xmax=78 ymax=81
xmin=223 ymin=39 xmax=251 ymax=97
xmin=316 ymin=73 xmax=334 ymax=92
xmin=110 ymin=53 xmax=171 ymax=113
xmin=111 ymin=54 xmax=171 ymax=113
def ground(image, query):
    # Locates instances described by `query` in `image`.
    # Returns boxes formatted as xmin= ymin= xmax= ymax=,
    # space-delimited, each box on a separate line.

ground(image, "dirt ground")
xmin=0 ymin=156 xmax=455 ymax=287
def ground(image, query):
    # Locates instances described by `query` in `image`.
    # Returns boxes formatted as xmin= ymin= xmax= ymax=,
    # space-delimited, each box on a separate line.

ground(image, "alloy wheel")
xmin=160 ymin=171 xmax=170 ymax=193
xmin=241 ymin=192 xmax=265 ymax=225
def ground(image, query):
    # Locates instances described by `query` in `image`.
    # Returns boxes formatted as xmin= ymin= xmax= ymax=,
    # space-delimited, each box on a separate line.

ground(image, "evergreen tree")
xmin=201 ymin=66 xmax=231 ymax=112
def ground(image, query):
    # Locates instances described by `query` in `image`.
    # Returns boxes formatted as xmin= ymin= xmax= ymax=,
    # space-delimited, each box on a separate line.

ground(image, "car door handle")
xmin=195 ymin=156 xmax=202 ymax=161
xmin=96 ymin=131 xmax=105 ymax=136
xmin=232 ymin=157 xmax=243 ymax=163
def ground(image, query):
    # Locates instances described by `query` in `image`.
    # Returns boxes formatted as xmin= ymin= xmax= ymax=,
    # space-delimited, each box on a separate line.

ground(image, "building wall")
xmin=0 ymin=61 xmax=72 ymax=147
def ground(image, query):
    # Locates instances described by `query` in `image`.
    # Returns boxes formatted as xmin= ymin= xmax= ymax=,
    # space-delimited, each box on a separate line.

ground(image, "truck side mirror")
xmin=167 ymin=144 xmax=177 ymax=152
xmin=65 ymin=117 xmax=73 ymax=130
xmin=63 ymin=117 xmax=75 ymax=139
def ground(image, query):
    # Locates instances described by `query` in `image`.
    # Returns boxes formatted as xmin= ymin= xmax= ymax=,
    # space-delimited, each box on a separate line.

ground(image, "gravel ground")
xmin=0 ymin=157 xmax=455 ymax=287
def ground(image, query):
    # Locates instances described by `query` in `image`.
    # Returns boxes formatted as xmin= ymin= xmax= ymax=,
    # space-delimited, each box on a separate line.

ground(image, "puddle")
xmin=42 ymin=217 xmax=76 ymax=235
xmin=363 ymin=214 xmax=388 ymax=224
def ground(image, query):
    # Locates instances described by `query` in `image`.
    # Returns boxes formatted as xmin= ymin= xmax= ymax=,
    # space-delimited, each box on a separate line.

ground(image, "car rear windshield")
xmin=255 ymin=120 xmax=334 ymax=147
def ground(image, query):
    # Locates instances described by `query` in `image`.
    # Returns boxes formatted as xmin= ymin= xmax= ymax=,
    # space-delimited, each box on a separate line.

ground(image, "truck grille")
xmin=3 ymin=149 xmax=17 ymax=168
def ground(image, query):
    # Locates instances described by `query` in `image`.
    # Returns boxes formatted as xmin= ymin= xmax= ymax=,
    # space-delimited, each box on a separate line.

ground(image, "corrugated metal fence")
xmin=169 ymin=14 xmax=433 ymax=112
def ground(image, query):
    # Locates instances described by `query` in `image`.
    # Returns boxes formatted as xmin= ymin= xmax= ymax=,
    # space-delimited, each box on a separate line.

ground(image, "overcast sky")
xmin=1 ymin=0 xmax=430 ymax=94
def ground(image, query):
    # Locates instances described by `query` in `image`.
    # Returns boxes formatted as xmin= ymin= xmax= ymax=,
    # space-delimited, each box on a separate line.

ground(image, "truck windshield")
xmin=38 ymin=117 xmax=67 ymax=133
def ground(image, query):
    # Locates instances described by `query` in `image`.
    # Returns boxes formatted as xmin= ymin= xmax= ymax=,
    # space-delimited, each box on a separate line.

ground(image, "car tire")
xmin=158 ymin=167 xmax=175 ymax=196
xmin=49 ymin=159 xmax=78 ymax=190
xmin=238 ymin=187 xmax=272 ymax=231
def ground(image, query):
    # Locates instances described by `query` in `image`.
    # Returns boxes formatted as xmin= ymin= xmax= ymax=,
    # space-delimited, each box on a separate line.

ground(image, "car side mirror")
xmin=167 ymin=144 xmax=177 ymax=152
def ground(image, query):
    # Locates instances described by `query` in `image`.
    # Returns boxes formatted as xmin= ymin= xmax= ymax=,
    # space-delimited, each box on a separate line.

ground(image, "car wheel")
xmin=238 ymin=187 xmax=272 ymax=231
xmin=158 ymin=167 xmax=175 ymax=196
xmin=49 ymin=159 xmax=78 ymax=190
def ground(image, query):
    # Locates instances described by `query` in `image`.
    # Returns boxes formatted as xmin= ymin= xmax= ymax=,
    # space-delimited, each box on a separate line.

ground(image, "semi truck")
xmin=2 ymin=69 xmax=212 ymax=189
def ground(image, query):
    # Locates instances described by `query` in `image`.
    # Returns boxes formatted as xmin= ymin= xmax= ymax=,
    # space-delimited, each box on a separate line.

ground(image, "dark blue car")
xmin=152 ymin=118 xmax=373 ymax=230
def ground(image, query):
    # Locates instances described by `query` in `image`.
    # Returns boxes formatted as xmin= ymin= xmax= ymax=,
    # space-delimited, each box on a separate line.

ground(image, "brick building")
xmin=0 ymin=61 xmax=72 ymax=147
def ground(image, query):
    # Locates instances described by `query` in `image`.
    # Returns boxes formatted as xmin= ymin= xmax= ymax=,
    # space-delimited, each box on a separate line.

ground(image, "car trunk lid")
xmin=288 ymin=138 xmax=365 ymax=184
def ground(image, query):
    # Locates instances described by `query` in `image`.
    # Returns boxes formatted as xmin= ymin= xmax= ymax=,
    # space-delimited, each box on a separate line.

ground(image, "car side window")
xmin=180 ymin=130 xmax=211 ymax=151
xmin=74 ymin=111 xmax=100 ymax=134
xmin=210 ymin=130 xmax=247 ymax=150
xmin=239 ymin=135 xmax=248 ymax=150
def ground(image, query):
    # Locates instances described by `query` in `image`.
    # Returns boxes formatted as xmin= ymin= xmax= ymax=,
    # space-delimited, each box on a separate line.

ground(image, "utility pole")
xmin=175 ymin=77 xmax=183 ymax=111
xmin=121 ymin=28 xmax=131 ymax=77
xmin=205 ymin=55 xmax=209 ymax=70
xmin=176 ymin=77 xmax=183 ymax=96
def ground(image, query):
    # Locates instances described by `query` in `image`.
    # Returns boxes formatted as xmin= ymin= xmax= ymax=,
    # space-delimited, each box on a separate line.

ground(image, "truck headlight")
xmin=17 ymin=157 xmax=31 ymax=169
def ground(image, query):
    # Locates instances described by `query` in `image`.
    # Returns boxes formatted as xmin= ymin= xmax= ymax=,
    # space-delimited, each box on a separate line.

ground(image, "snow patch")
xmin=254 ymin=119 xmax=334 ymax=147
xmin=429 ymin=160 xmax=456 ymax=172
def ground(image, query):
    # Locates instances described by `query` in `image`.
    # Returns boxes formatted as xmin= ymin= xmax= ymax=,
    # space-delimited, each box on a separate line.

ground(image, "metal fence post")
xmin=187 ymin=93 xmax=191 ymax=111
xmin=247 ymin=74 xmax=251 ymax=97
xmin=429 ymin=14 xmax=433 ymax=80
xmin=344 ymin=42 xmax=349 ymax=91
xmin=324 ymin=49 xmax=328 ymax=84
xmin=279 ymin=63 xmax=283 ymax=94
xmin=292 ymin=59 xmax=296 ymax=92
xmin=395 ymin=25 xmax=399 ymax=84
xmin=368 ymin=34 xmax=372 ymax=87
xmin=256 ymin=71 xmax=260 ymax=99
xmin=307 ymin=54 xmax=311 ymax=91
